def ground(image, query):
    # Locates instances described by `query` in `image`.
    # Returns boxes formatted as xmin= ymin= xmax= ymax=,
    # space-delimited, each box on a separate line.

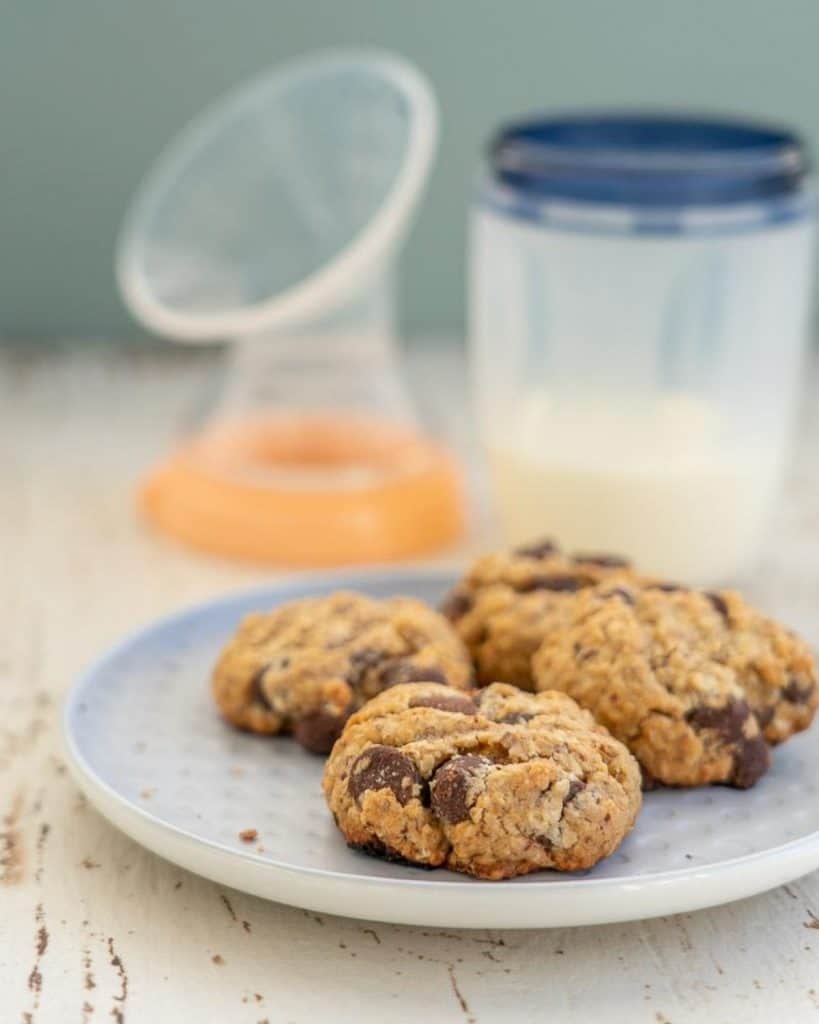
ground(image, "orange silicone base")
xmin=138 ymin=415 xmax=465 ymax=566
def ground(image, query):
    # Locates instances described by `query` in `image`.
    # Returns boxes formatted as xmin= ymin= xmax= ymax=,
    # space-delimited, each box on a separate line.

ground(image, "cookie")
xmin=681 ymin=586 xmax=818 ymax=745
xmin=531 ymin=583 xmax=816 ymax=787
xmin=212 ymin=592 xmax=473 ymax=754
xmin=441 ymin=539 xmax=636 ymax=690
xmin=323 ymin=681 xmax=642 ymax=879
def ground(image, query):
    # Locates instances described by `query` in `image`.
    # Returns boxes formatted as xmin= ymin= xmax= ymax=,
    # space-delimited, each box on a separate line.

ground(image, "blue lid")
xmin=490 ymin=113 xmax=809 ymax=207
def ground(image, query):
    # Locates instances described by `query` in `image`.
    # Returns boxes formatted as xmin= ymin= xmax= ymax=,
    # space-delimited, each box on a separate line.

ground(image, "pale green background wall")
xmin=3 ymin=0 xmax=819 ymax=340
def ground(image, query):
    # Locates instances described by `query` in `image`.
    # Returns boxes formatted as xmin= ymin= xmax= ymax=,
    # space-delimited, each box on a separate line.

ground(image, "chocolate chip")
xmin=293 ymin=709 xmax=348 ymax=754
xmin=440 ymin=589 xmax=473 ymax=621
xmin=346 ymin=647 xmax=385 ymax=686
xmin=685 ymin=698 xmax=753 ymax=743
xmin=730 ymin=736 xmax=770 ymax=789
xmin=408 ymin=693 xmax=478 ymax=715
xmin=754 ymin=704 xmax=776 ymax=730
xmin=640 ymin=766 xmax=659 ymax=791
xmin=473 ymin=625 xmax=490 ymax=646
xmin=572 ymin=553 xmax=631 ymax=569
xmin=648 ymin=582 xmax=686 ymax=593
xmin=348 ymin=746 xmax=422 ymax=806
xmin=380 ymin=662 xmax=447 ymax=688
xmin=347 ymin=839 xmax=432 ymax=869
xmin=518 ymin=574 xmax=586 ymax=594
xmin=514 ymin=538 xmax=558 ymax=559
xmin=250 ymin=666 xmax=273 ymax=710
xmin=430 ymin=755 xmax=492 ymax=823
xmin=686 ymin=699 xmax=771 ymax=788
xmin=707 ymin=592 xmax=730 ymax=620
xmin=498 ymin=711 xmax=533 ymax=724
xmin=564 ymin=779 xmax=585 ymax=803
xmin=600 ymin=587 xmax=635 ymax=606
xmin=783 ymin=677 xmax=816 ymax=704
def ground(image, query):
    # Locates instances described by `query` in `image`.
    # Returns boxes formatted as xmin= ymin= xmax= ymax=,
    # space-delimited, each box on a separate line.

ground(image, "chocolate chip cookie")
xmin=212 ymin=592 xmax=473 ymax=754
xmin=441 ymin=539 xmax=636 ymax=690
xmin=683 ymin=586 xmax=818 ymax=745
xmin=323 ymin=681 xmax=642 ymax=879
xmin=532 ymin=584 xmax=817 ymax=788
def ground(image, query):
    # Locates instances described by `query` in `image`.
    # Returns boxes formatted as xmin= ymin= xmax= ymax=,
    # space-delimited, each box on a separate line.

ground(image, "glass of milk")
xmin=470 ymin=113 xmax=816 ymax=585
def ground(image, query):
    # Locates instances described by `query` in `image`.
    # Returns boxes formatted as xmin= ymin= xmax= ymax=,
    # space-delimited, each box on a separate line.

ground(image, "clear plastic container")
xmin=117 ymin=50 xmax=464 ymax=565
xmin=470 ymin=114 xmax=816 ymax=584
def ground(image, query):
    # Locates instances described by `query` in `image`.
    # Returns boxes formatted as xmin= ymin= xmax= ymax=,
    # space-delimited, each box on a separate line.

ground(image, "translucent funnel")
xmin=117 ymin=50 xmax=464 ymax=565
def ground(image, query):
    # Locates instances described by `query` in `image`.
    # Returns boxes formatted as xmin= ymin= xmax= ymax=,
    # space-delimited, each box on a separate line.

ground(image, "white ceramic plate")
xmin=63 ymin=569 xmax=819 ymax=929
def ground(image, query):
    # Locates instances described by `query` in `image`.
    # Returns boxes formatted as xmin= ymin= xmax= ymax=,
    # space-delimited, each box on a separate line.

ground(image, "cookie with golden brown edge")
xmin=441 ymin=539 xmax=636 ymax=690
xmin=323 ymin=681 xmax=642 ymax=879
xmin=531 ymin=583 xmax=816 ymax=788
xmin=212 ymin=592 xmax=473 ymax=754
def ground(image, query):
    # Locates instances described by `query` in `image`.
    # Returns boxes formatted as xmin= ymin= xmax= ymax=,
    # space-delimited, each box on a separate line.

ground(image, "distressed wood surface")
xmin=2 ymin=344 xmax=819 ymax=1024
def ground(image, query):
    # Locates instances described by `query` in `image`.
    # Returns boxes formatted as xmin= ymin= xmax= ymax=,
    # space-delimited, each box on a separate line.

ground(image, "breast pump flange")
xmin=116 ymin=51 xmax=464 ymax=566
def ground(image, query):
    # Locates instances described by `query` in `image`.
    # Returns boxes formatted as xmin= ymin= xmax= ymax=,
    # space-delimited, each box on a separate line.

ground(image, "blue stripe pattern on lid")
xmin=479 ymin=180 xmax=815 ymax=237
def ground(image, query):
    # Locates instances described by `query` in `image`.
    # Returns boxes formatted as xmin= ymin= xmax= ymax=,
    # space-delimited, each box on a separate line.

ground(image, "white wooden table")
xmin=3 ymin=343 xmax=819 ymax=1024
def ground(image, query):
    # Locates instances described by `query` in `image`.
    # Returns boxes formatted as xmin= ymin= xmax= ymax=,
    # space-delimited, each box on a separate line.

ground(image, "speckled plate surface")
xmin=62 ymin=569 xmax=819 ymax=929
